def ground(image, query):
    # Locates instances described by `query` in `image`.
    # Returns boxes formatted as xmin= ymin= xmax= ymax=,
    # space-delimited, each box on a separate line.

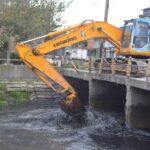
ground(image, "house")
xmin=139 ymin=7 xmax=150 ymax=18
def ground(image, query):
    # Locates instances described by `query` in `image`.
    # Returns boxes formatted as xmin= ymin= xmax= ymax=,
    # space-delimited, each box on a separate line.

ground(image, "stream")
xmin=0 ymin=99 xmax=150 ymax=150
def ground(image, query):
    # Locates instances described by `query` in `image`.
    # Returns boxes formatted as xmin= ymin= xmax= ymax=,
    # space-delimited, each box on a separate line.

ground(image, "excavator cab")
xmin=120 ymin=18 xmax=150 ymax=58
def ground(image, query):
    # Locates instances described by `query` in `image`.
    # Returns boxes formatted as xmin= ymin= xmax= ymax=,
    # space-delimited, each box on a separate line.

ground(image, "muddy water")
xmin=0 ymin=99 xmax=150 ymax=150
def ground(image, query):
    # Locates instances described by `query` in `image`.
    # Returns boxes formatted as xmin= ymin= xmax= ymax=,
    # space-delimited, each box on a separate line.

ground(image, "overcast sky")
xmin=61 ymin=0 xmax=150 ymax=27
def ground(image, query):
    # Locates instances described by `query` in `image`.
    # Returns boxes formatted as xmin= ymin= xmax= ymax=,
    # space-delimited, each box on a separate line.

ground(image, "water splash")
xmin=0 ymin=103 xmax=150 ymax=150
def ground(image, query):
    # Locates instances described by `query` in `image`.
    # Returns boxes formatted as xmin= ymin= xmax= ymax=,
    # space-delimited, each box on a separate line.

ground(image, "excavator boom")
xmin=34 ymin=21 xmax=122 ymax=55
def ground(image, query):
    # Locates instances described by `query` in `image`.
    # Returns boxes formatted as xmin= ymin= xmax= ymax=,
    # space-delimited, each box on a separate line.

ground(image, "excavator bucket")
xmin=61 ymin=97 xmax=85 ymax=116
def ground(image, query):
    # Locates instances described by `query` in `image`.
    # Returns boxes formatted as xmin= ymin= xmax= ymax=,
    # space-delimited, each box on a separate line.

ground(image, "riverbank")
xmin=0 ymin=82 xmax=31 ymax=109
xmin=0 ymin=90 xmax=31 ymax=109
xmin=0 ymin=80 xmax=58 ymax=110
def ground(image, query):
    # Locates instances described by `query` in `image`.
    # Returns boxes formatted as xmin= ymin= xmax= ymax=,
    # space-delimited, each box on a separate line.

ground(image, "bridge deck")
xmin=59 ymin=68 xmax=150 ymax=91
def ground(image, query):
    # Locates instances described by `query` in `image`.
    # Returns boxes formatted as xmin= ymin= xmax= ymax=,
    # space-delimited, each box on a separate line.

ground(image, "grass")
xmin=0 ymin=83 xmax=6 ymax=90
xmin=0 ymin=92 xmax=8 ymax=106
xmin=0 ymin=91 xmax=30 ymax=108
xmin=0 ymin=81 xmax=32 ymax=109
xmin=8 ymin=91 xmax=30 ymax=103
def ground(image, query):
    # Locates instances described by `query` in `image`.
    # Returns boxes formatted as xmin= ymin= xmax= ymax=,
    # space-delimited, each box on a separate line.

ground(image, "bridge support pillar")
xmin=126 ymin=86 xmax=150 ymax=128
xmin=89 ymin=79 xmax=125 ymax=112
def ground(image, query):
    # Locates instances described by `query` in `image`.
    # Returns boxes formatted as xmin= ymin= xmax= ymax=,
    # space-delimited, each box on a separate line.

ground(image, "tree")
xmin=0 ymin=0 xmax=72 ymax=40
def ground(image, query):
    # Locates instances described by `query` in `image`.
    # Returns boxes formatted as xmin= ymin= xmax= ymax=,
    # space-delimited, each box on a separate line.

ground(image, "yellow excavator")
xmin=16 ymin=18 xmax=150 ymax=115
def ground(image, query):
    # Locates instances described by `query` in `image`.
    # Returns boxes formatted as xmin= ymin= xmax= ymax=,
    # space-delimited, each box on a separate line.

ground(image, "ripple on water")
xmin=0 ymin=107 xmax=150 ymax=150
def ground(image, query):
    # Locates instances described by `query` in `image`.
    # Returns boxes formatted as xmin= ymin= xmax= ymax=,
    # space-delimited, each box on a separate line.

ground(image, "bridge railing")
xmin=60 ymin=56 xmax=150 ymax=78
xmin=1 ymin=57 xmax=150 ymax=79
xmin=0 ymin=58 xmax=23 ymax=65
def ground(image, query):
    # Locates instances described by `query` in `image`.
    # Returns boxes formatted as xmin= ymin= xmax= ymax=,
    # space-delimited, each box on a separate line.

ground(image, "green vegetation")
xmin=0 ymin=35 xmax=8 ymax=61
xmin=0 ymin=35 xmax=9 ymax=52
xmin=0 ymin=83 xmax=6 ymax=90
xmin=9 ymin=91 xmax=29 ymax=103
xmin=0 ymin=92 xmax=8 ymax=106
xmin=0 ymin=88 xmax=30 ymax=108
xmin=0 ymin=81 xmax=32 ymax=108
xmin=0 ymin=0 xmax=72 ymax=59
xmin=0 ymin=0 xmax=72 ymax=40
xmin=0 ymin=83 xmax=7 ymax=106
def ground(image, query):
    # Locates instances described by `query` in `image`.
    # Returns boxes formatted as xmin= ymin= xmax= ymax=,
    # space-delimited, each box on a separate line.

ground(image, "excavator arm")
xmin=33 ymin=21 xmax=122 ymax=55
xmin=16 ymin=21 xmax=122 ymax=115
xmin=16 ymin=43 xmax=81 ymax=115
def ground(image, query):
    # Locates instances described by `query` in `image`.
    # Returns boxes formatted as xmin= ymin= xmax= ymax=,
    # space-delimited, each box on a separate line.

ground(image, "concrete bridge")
xmin=0 ymin=65 xmax=150 ymax=129
xmin=60 ymin=68 xmax=150 ymax=129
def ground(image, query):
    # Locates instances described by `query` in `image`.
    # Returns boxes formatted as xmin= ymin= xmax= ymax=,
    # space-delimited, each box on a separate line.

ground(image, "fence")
xmin=0 ymin=58 xmax=23 ymax=65
xmin=0 ymin=57 xmax=150 ymax=79
xmin=60 ymin=57 xmax=150 ymax=80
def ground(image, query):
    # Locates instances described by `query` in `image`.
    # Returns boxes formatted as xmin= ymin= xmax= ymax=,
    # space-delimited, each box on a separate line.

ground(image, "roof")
xmin=143 ymin=7 xmax=150 ymax=11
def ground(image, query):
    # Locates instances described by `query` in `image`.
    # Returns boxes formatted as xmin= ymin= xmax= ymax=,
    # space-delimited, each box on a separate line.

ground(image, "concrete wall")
xmin=126 ymin=86 xmax=150 ymax=128
xmin=0 ymin=65 xmax=36 ymax=80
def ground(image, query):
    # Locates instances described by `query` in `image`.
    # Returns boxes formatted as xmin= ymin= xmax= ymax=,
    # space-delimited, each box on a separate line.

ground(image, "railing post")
xmin=71 ymin=61 xmax=78 ymax=71
xmin=111 ymin=58 xmax=116 ymax=75
xmin=98 ymin=58 xmax=103 ymax=74
xmin=146 ymin=59 xmax=150 ymax=81
xmin=88 ymin=57 xmax=92 ymax=73
xmin=127 ymin=57 xmax=132 ymax=78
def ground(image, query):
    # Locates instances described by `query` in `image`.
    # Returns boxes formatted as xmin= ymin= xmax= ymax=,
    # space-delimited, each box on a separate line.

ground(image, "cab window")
xmin=122 ymin=23 xmax=132 ymax=48
xmin=133 ymin=22 xmax=149 ymax=48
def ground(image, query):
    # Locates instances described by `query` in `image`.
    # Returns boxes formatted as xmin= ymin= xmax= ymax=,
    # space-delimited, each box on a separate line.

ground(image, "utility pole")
xmin=104 ymin=0 xmax=110 ymax=22
xmin=100 ymin=0 xmax=110 ymax=58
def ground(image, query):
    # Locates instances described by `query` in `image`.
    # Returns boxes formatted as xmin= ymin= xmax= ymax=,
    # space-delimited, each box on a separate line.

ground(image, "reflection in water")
xmin=0 ymin=100 xmax=150 ymax=150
